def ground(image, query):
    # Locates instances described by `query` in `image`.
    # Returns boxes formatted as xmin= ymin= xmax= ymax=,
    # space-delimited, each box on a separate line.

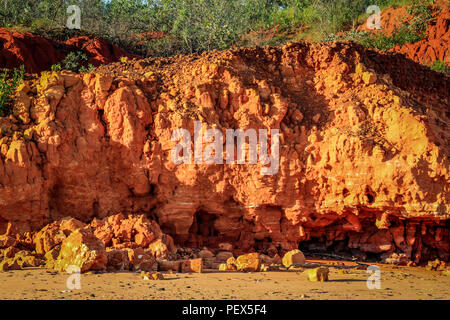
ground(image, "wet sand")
xmin=0 ymin=259 xmax=448 ymax=300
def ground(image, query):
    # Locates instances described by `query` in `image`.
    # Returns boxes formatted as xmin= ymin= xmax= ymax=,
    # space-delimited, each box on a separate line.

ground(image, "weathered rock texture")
xmin=0 ymin=41 xmax=448 ymax=263
xmin=394 ymin=6 xmax=450 ymax=65
xmin=32 ymin=213 xmax=176 ymax=272
xmin=54 ymin=228 xmax=107 ymax=273
xmin=0 ymin=28 xmax=138 ymax=74
xmin=359 ymin=3 xmax=449 ymax=65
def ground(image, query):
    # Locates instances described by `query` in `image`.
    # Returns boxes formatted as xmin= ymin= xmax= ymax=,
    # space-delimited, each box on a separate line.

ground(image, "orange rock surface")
xmin=282 ymin=249 xmax=306 ymax=268
xmin=181 ymin=258 xmax=203 ymax=273
xmin=394 ymin=7 xmax=450 ymax=65
xmin=359 ymin=3 xmax=449 ymax=65
xmin=306 ymin=267 xmax=329 ymax=282
xmin=0 ymin=41 xmax=448 ymax=265
xmin=235 ymin=253 xmax=261 ymax=272
xmin=359 ymin=6 xmax=411 ymax=35
xmin=54 ymin=228 xmax=107 ymax=273
xmin=0 ymin=28 xmax=138 ymax=74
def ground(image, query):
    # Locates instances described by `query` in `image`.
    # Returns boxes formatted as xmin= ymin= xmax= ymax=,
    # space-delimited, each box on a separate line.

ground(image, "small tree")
xmin=0 ymin=65 xmax=25 ymax=117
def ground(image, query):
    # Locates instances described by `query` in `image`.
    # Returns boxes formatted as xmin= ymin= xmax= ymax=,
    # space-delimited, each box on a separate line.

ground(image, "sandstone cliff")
xmin=0 ymin=41 xmax=448 ymax=263
xmin=0 ymin=28 xmax=138 ymax=74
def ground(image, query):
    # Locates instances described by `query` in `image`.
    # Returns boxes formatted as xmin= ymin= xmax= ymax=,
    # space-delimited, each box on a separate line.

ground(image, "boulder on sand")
xmin=282 ymin=250 xmax=306 ymax=268
xmin=54 ymin=228 xmax=107 ymax=273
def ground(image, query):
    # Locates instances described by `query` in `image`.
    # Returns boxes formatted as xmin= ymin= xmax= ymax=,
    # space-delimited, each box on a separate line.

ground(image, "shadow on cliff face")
xmin=298 ymin=214 xmax=449 ymax=264
xmin=363 ymin=47 xmax=450 ymax=106
xmin=411 ymin=157 xmax=446 ymax=208
xmin=0 ymin=28 xmax=138 ymax=74
xmin=40 ymin=75 xmax=157 ymax=225
xmin=0 ymin=217 xmax=7 ymax=235
xmin=185 ymin=210 xmax=219 ymax=248
xmin=152 ymin=44 xmax=336 ymax=253
xmin=45 ymin=43 xmax=450 ymax=263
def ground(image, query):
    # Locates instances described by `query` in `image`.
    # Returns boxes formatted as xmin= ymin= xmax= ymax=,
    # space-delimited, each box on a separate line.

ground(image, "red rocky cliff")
xmin=0 ymin=41 xmax=448 ymax=264
xmin=0 ymin=28 xmax=138 ymax=74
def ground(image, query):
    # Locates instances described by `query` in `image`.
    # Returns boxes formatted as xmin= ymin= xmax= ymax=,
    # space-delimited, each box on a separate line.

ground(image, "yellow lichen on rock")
xmin=235 ymin=253 xmax=261 ymax=272
xmin=306 ymin=267 xmax=329 ymax=282
xmin=54 ymin=229 xmax=107 ymax=273
xmin=37 ymin=71 xmax=63 ymax=93
xmin=142 ymin=271 xmax=164 ymax=280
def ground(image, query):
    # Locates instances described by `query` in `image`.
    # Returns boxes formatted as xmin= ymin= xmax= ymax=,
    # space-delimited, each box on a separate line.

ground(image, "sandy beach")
xmin=1 ymin=261 xmax=448 ymax=300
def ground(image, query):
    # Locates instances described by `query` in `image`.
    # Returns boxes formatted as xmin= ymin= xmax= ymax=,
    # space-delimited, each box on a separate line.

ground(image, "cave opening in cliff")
xmin=365 ymin=186 xmax=376 ymax=204
xmin=297 ymin=215 xmax=450 ymax=264
xmin=298 ymin=235 xmax=383 ymax=262
xmin=186 ymin=209 xmax=219 ymax=248
xmin=254 ymin=237 xmax=273 ymax=252
xmin=298 ymin=216 xmax=387 ymax=262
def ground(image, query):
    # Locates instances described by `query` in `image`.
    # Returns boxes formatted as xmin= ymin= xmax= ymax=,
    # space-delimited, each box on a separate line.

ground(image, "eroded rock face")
xmin=0 ymin=248 xmax=41 ymax=270
xmin=0 ymin=259 xmax=21 ymax=271
xmin=106 ymin=249 xmax=130 ymax=271
xmin=29 ymin=213 xmax=174 ymax=272
xmin=126 ymin=247 xmax=157 ymax=272
xmin=235 ymin=253 xmax=261 ymax=272
xmin=181 ymin=258 xmax=203 ymax=273
xmin=33 ymin=217 xmax=86 ymax=255
xmin=358 ymin=4 xmax=449 ymax=65
xmin=0 ymin=41 xmax=448 ymax=263
xmin=0 ymin=28 xmax=138 ymax=74
xmin=0 ymin=235 xmax=16 ymax=249
xmin=394 ymin=7 xmax=450 ymax=65
xmin=90 ymin=213 xmax=176 ymax=259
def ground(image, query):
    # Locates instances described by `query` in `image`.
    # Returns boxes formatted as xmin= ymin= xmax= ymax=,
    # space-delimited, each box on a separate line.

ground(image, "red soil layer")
xmin=65 ymin=36 xmax=139 ymax=67
xmin=0 ymin=29 xmax=65 ymax=73
xmin=0 ymin=28 xmax=139 ymax=74
xmin=393 ymin=7 xmax=450 ymax=65
xmin=359 ymin=4 xmax=450 ymax=65
xmin=359 ymin=6 xmax=410 ymax=35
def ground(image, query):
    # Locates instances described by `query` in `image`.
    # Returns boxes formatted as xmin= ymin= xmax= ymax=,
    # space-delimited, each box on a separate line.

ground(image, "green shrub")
xmin=430 ymin=60 xmax=449 ymax=74
xmin=356 ymin=25 xmax=425 ymax=50
xmin=0 ymin=0 xmax=438 ymax=58
xmin=62 ymin=51 xmax=89 ymax=72
xmin=31 ymin=18 xmax=55 ymax=33
xmin=51 ymin=64 xmax=62 ymax=72
xmin=299 ymin=6 xmax=320 ymax=26
xmin=331 ymin=0 xmax=433 ymax=50
xmin=407 ymin=0 xmax=434 ymax=33
xmin=79 ymin=64 xmax=95 ymax=73
xmin=0 ymin=66 xmax=25 ymax=117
